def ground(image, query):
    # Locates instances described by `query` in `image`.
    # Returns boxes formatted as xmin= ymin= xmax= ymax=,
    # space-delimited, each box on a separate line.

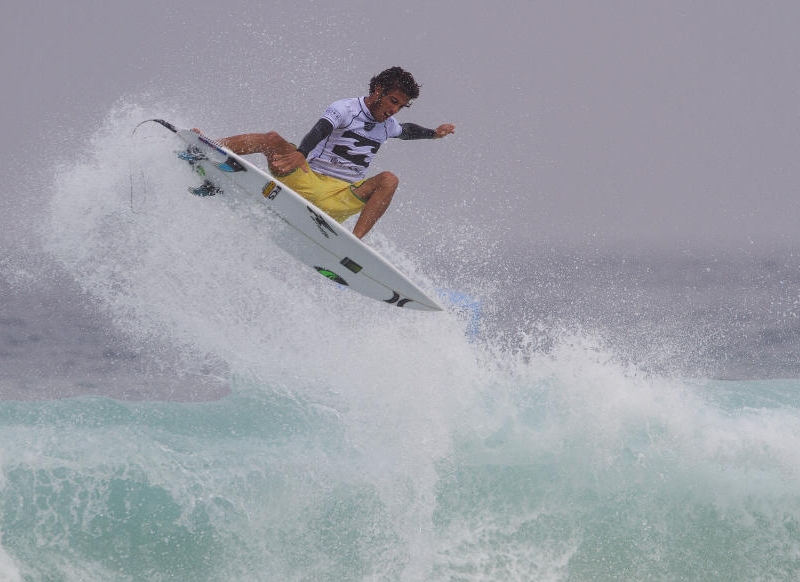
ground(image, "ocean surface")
xmin=2 ymin=106 xmax=800 ymax=581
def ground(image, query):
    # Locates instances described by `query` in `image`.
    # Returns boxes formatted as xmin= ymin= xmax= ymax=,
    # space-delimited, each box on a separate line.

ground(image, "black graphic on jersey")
xmin=331 ymin=130 xmax=381 ymax=168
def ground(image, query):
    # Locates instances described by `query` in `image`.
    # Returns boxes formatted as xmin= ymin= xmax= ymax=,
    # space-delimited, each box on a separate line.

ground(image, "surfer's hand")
xmin=433 ymin=124 xmax=455 ymax=138
xmin=270 ymin=151 xmax=308 ymax=174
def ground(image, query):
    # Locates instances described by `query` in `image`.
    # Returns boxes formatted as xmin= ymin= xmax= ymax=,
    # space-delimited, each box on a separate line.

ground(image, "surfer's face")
xmin=367 ymin=87 xmax=411 ymax=121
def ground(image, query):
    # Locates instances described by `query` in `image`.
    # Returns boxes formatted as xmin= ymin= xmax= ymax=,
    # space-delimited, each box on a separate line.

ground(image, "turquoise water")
xmin=2 ymin=106 xmax=800 ymax=580
xmin=3 ymin=376 xmax=800 ymax=581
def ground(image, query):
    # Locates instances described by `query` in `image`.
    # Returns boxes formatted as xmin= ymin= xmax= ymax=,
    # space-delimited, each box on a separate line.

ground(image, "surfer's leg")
xmin=217 ymin=132 xmax=293 ymax=162
xmin=351 ymin=171 xmax=399 ymax=239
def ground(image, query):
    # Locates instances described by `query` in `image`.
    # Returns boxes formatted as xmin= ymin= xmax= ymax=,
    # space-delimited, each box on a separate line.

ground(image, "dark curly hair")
xmin=369 ymin=67 xmax=420 ymax=100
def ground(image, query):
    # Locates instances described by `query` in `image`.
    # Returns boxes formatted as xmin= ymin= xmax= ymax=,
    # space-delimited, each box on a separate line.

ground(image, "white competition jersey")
xmin=307 ymin=97 xmax=403 ymax=182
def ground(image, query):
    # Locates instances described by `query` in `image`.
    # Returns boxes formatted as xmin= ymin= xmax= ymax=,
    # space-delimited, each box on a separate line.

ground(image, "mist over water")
xmin=0 ymin=103 xmax=798 ymax=580
xmin=3 ymin=0 xmax=800 ymax=576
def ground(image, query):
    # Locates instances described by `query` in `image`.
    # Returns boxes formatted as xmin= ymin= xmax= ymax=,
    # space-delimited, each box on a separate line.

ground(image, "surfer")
xmin=198 ymin=67 xmax=455 ymax=239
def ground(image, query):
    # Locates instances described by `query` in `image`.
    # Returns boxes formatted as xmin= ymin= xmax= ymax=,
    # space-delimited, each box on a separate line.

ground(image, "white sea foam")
xmin=5 ymin=99 xmax=797 ymax=580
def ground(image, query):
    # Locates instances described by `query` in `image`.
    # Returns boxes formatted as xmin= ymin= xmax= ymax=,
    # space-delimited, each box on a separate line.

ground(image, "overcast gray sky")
xmin=4 ymin=0 xmax=800 ymax=253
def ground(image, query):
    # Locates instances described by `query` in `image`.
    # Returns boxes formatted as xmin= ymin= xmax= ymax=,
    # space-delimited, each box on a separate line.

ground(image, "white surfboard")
xmin=143 ymin=119 xmax=442 ymax=311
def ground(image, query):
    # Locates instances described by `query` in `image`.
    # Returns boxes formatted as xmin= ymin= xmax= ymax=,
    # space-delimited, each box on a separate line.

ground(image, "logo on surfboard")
xmin=215 ymin=157 xmax=246 ymax=173
xmin=315 ymin=267 xmax=348 ymax=285
xmin=384 ymin=291 xmax=414 ymax=307
xmin=307 ymin=207 xmax=338 ymax=239
xmin=339 ymin=257 xmax=362 ymax=274
xmin=262 ymin=181 xmax=282 ymax=200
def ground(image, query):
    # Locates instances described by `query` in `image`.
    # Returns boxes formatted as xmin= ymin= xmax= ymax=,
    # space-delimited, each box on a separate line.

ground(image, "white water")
xmin=0 ymin=103 xmax=799 ymax=580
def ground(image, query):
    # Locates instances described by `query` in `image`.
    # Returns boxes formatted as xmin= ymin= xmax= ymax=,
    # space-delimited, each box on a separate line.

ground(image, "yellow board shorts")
xmin=278 ymin=166 xmax=366 ymax=223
